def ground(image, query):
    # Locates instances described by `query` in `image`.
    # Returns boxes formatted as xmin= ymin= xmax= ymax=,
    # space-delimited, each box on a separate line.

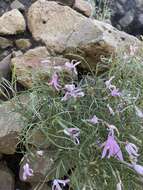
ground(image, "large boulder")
xmin=0 ymin=97 xmax=25 ymax=154
xmin=27 ymin=0 xmax=142 ymax=71
xmin=111 ymin=0 xmax=143 ymax=35
xmin=11 ymin=46 xmax=77 ymax=88
xmin=0 ymin=9 xmax=26 ymax=35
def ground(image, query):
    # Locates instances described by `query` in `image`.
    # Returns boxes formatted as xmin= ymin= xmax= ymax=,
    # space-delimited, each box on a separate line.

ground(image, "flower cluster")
xmin=21 ymin=62 xmax=143 ymax=190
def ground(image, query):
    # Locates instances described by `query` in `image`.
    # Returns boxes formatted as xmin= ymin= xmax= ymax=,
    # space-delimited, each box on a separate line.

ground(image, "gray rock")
xmin=11 ymin=0 xmax=25 ymax=11
xmin=0 ymin=97 xmax=25 ymax=154
xmin=0 ymin=54 xmax=11 ymax=78
xmin=11 ymin=46 xmax=76 ymax=88
xmin=0 ymin=161 xmax=14 ymax=190
xmin=111 ymin=0 xmax=143 ymax=35
xmin=0 ymin=37 xmax=13 ymax=49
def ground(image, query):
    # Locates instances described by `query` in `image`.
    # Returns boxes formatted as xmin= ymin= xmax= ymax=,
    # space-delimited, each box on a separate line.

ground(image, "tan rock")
xmin=11 ymin=46 xmax=76 ymax=88
xmin=15 ymin=39 xmax=31 ymax=50
xmin=27 ymin=0 xmax=85 ymax=53
xmin=74 ymin=0 xmax=92 ymax=17
xmin=0 ymin=162 xmax=14 ymax=190
xmin=0 ymin=97 xmax=25 ymax=154
xmin=0 ymin=9 xmax=26 ymax=35
xmin=28 ymin=0 xmax=142 ymax=71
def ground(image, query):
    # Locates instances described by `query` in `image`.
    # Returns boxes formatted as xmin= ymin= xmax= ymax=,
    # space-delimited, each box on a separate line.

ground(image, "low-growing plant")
xmin=14 ymin=49 xmax=143 ymax=190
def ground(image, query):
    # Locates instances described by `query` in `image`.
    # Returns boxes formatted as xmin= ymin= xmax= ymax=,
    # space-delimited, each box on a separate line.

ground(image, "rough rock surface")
xmin=28 ymin=0 xmax=142 ymax=71
xmin=11 ymin=46 xmax=77 ymax=88
xmin=10 ymin=0 xmax=25 ymax=11
xmin=0 ymin=162 xmax=14 ymax=190
xmin=0 ymin=98 xmax=25 ymax=154
xmin=111 ymin=0 xmax=143 ymax=35
xmin=74 ymin=0 xmax=92 ymax=17
xmin=0 ymin=54 xmax=11 ymax=78
xmin=0 ymin=9 xmax=26 ymax=35
xmin=19 ymin=151 xmax=57 ymax=182
xmin=15 ymin=39 xmax=32 ymax=50
xmin=0 ymin=37 xmax=13 ymax=49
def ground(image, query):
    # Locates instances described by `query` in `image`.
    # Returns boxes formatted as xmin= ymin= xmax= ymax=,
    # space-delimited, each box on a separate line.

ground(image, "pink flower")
xmin=23 ymin=163 xmax=33 ymax=181
xmin=87 ymin=115 xmax=99 ymax=124
xmin=49 ymin=73 xmax=61 ymax=91
xmin=52 ymin=179 xmax=70 ymax=190
xmin=62 ymin=84 xmax=84 ymax=101
xmin=101 ymin=130 xmax=123 ymax=161
xmin=133 ymin=164 xmax=143 ymax=176
xmin=105 ymin=76 xmax=121 ymax=97
xmin=65 ymin=60 xmax=80 ymax=75
xmin=110 ymin=87 xmax=121 ymax=97
xmin=64 ymin=128 xmax=80 ymax=144
xmin=125 ymin=142 xmax=139 ymax=158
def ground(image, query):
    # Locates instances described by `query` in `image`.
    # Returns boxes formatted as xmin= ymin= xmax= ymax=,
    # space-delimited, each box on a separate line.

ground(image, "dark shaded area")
xmin=3 ymin=152 xmax=31 ymax=190
xmin=111 ymin=0 xmax=143 ymax=36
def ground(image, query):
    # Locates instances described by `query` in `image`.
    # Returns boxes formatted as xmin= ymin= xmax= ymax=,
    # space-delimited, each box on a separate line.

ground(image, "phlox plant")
xmin=15 ymin=52 xmax=143 ymax=190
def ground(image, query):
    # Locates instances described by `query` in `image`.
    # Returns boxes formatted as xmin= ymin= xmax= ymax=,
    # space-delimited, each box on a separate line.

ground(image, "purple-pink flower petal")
xmin=101 ymin=131 xmax=123 ymax=161
xmin=49 ymin=73 xmax=61 ymax=91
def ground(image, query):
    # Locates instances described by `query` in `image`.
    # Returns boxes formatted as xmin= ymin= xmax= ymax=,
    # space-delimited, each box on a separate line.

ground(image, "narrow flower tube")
xmin=65 ymin=60 xmax=80 ymax=75
xmin=87 ymin=115 xmax=99 ymax=124
xmin=125 ymin=142 xmax=139 ymax=158
xmin=133 ymin=164 xmax=143 ymax=176
xmin=62 ymin=84 xmax=84 ymax=101
xmin=49 ymin=73 xmax=61 ymax=91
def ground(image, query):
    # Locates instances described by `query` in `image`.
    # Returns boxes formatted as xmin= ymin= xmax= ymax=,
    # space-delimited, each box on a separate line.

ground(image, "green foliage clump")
xmin=15 ymin=53 xmax=143 ymax=190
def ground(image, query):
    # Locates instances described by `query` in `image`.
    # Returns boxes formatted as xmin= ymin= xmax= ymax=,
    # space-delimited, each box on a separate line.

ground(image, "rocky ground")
xmin=0 ymin=0 xmax=143 ymax=190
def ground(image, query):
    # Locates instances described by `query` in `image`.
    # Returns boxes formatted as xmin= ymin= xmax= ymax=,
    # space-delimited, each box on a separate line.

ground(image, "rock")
xmin=27 ymin=0 xmax=85 ymax=53
xmin=12 ymin=50 xmax=23 ymax=57
xmin=15 ymin=39 xmax=31 ymax=50
xmin=111 ymin=0 xmax=143 ymax=35
xmin=0 ymin=98 xmax=25 ymax=154
xmin=47 ymin=0 xmax=75 ymax=7
xmin=11 ymin=0 xmax=25 ymax=11
xmin=28 ymin=0 xmax=142 ymax=71
xmin=0 ymin=37 xmax=13 ymax=49
xmin=0 ymin=54 xmax=11 ymax=78
xmin=73 ymin=0 xmax=92 ymax=17
xmin=11 ymin=46 xmax=76 ymax=88
xmin=0 ymin=161 xmax=14 ymax=190
xmin=19 ymin=151 xmax=57 ymax=182
xmin=0 ymin=9 xmax=26 ymax=35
